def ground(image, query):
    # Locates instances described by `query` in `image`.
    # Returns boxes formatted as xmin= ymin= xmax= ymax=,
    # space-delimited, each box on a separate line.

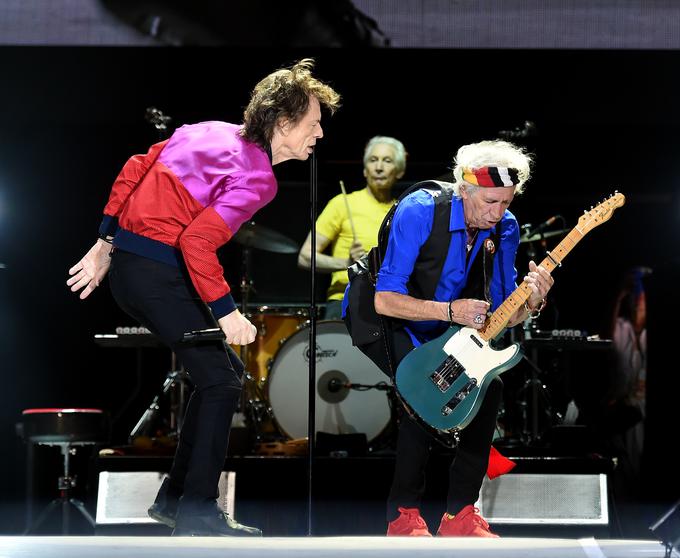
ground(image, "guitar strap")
xmin=459 ymin=223 xmax=501 ymax=306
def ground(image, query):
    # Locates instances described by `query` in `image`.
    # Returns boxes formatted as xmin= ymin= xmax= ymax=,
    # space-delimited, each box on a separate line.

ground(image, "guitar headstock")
xmin=577 ymin=191 xmax=625 ymax=234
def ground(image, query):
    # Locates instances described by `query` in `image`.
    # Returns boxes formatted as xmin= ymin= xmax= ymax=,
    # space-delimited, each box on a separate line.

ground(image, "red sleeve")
xmin=178 ymin=206 xmax=237 ymax=319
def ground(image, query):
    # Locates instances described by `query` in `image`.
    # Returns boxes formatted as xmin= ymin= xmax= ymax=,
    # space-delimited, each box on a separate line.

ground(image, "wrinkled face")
xmin=363 ymin=143 xmax=403 ymax=194
xmin=461 ymin=185 xmax=516 ymax=229
xmin=278 ymin=96 xmax=323 ymax=161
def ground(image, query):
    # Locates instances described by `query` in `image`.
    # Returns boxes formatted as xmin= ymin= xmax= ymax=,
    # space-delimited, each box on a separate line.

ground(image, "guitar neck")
xmin=479 ymin=227 xmax=586 ymax=341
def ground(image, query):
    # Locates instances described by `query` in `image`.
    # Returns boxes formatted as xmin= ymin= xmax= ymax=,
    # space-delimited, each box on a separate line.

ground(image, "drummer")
xmin=297 ymin=136 xmax=407 ymax=319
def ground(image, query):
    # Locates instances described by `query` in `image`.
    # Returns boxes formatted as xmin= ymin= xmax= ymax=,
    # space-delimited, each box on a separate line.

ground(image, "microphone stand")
xmin=307 ymin=150 xmax=318 ymax=536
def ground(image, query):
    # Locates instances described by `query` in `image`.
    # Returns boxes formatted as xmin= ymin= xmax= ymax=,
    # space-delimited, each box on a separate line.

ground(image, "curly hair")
xmin=241 ymin=58 xmax=341 ymax=148
xmin=451 ymin=139 xmax=533 ymax=196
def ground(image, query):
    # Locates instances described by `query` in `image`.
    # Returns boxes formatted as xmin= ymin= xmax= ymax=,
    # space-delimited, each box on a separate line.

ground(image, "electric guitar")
xmin=395 ymin=192 xmax=625 ymax=433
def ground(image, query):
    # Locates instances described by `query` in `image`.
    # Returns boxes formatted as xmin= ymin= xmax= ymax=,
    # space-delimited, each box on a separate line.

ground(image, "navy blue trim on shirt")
xmin=208 ymin=294 xmax=237 ymax=320
xmin=99 ymin=215 xmax=120 ymax=238
xmin=113 ymin=228 xmax=183 ymax=268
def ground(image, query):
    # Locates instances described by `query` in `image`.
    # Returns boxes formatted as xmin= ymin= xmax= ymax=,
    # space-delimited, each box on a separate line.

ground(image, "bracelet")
xmin=447 ymin=300 xmax=454 ymax=324
xmin=525 ymin=298 xmax=547 ymax=319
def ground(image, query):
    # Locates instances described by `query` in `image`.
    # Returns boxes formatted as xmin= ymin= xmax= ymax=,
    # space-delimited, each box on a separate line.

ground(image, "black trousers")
xmin=361 ymin=326 xmax=502 ymax=522
xmin=109 ymin=250 xmax=243 ymax=512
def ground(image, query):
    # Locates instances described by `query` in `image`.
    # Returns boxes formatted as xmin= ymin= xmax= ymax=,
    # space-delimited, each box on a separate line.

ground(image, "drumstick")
xmin=339 ymin=180 xmax=358 ymax=243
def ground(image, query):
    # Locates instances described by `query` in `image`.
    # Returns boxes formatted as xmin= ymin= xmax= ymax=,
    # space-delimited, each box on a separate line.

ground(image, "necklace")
xmin=466 ymin=228 xmax=479 ymax=252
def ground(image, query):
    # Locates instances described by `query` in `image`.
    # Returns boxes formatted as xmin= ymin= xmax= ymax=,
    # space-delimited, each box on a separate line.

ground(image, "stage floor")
xmin=0 ymin=536 xmax=671 ymax=558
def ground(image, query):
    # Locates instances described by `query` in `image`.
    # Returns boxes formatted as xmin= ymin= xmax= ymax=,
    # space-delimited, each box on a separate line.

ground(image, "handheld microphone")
xmin=181 ymin=328 xmax=225 ymax=344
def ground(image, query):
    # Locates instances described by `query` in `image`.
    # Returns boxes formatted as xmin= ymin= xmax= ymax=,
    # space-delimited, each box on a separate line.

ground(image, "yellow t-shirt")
xmin=316 ymin=187 xmax=394 ymax=300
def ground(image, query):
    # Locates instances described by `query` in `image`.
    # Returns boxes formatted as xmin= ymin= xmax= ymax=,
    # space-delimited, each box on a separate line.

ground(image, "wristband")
xmin=525 ymin=298 xmax=547 ymax=319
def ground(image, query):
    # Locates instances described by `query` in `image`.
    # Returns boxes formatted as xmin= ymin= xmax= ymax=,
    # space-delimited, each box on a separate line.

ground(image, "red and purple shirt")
xmin=99 ymin=121 xmax=277 ymax=319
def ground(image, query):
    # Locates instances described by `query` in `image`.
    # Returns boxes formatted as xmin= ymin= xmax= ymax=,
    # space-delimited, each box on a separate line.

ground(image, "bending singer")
xmin=67 ymin=59 xmax=340 ymax=537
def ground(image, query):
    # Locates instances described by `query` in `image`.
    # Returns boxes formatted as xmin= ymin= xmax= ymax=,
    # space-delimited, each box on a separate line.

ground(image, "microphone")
xmin=181 ymin=327 xmax=225 ymax=344
xmin=328 ymin=378 xmax=348 ymax=393
xmin=525 ymin=215 xmax=560 ymax=239
xmin=499 ymin=120 xmax=537 ymax=139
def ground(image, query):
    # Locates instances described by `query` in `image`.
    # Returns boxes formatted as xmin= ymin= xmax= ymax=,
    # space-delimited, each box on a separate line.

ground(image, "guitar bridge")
xmin=430 ymin=355 xmax=465 ymax=393
xmin=440 ymin=378 xmax=477 ymax=416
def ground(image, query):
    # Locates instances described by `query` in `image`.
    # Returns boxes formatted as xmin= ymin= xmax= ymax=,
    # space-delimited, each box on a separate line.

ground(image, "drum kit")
xmin=229 ymin=221 xmax=394 ymax=454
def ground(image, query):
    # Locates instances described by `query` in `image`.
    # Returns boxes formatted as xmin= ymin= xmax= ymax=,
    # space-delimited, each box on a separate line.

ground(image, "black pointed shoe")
xmin=148 ymin=502 xmax=177 ymax=529
xmin=171 ymin=505 xmax=262 ymax=537
xmin=147 ymin=478 xmax=179 ymax=528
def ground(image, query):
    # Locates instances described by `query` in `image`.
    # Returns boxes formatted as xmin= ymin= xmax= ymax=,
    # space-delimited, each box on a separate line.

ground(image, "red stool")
xmin=18 ymin=408 xmax=108 ymax=534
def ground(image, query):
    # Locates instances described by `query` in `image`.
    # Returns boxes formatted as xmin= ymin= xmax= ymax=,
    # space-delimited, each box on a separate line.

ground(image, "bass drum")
xmin=266 ymin=320 xmax=391 ymax=443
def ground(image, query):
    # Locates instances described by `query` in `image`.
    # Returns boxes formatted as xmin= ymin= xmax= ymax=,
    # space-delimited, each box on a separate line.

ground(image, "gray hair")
xmin=363 ymin=136 xmax=407 ymax=174
xmin=451 ymin=139 xmax=533 ymax=197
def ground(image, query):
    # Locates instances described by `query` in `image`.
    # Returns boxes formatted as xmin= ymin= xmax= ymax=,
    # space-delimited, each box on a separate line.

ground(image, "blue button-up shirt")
xmin=370 ymin=189 xmax=520 ymax=345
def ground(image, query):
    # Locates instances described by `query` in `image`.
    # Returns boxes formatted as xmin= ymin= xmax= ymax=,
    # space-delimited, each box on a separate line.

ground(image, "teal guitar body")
xmin=395 ymin=325 xmax=523 ymax=432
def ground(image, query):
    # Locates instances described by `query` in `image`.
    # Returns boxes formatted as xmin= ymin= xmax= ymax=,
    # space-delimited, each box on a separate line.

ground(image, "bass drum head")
xmin=266 ymin=320 xmax=391 ymax=442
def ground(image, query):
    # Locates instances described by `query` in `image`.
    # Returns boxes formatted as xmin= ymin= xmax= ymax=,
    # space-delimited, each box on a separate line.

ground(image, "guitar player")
xmin=343 ymin=139 xmax=554 ymax=537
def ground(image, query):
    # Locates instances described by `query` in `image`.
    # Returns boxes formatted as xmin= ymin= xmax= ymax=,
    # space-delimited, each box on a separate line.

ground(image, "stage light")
xmin=650 ymin=499 xmax=680 ymax=558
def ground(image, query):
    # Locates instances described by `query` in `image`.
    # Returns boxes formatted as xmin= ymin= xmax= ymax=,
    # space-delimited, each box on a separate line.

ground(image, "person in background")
xmin=298 ymin=136 xmax=407 ymax=318
xmin=600 ymin=267 xmax=648 ymax=478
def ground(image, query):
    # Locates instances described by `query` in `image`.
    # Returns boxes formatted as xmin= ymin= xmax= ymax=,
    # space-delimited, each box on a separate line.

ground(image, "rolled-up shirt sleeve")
xmin=376 ymin=192 xmax=434 ymax=294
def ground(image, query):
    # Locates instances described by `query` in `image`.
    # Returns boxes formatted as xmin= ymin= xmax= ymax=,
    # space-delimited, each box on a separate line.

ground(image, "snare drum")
xmin=266 ymin=320 xmax=391 ymax=443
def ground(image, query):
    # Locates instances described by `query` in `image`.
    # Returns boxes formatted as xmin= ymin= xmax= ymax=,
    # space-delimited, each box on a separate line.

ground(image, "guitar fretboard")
xmin=479 ymin=226 xmax=588 ymax=341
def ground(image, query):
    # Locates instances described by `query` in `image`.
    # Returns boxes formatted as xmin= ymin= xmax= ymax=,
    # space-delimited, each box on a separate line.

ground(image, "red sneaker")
xmin=386 ymin=507 xmax=432 ymax=537
xmin=436 ymin=505 xmax=499 ymax=538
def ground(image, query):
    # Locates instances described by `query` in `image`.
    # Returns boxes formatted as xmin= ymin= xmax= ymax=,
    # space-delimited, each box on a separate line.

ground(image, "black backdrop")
xmin=0 ymin=47 xmax=678 ymax=533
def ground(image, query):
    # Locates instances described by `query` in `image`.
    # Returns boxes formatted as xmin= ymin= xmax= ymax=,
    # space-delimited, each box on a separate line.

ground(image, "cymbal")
xmin=232 ymin=221 xmax=299 ymax=254
xmin=519 ymin=228 xmax=570 ymax=243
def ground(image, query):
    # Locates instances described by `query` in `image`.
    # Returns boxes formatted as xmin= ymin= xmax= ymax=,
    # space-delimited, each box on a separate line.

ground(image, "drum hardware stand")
xmin=511 ymin=226 xmax=562 ymax=445
xmin=233 ymin=233 xmax=291 ymax=445
xmin=129 ymin=351 xmax=189 ymax=443
xmin=234 ymin=240 xmax=273 ymax=440
xmin=244 ymin=376 xmax=281 ymax=444
xmin=330 ymin=380 xmax=398 ymax=452
xmin=515 ymin=321 xmax=560 ymax=445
